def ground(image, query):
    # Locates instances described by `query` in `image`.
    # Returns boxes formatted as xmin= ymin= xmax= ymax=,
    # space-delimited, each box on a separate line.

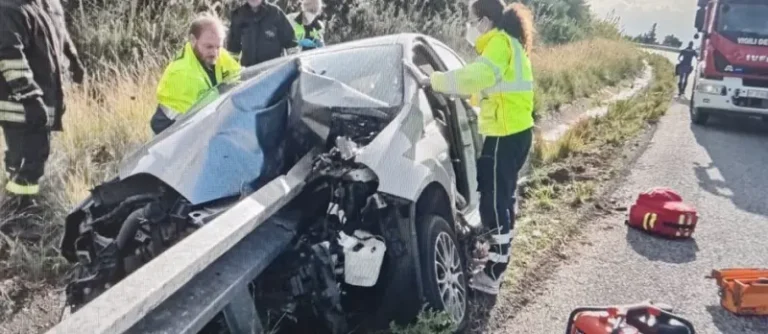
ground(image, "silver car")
xmin=59 ymin=33 xmax=489 ymax=333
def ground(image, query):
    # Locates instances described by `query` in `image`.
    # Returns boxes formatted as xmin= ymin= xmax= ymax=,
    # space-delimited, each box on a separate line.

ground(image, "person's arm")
xmin=276 ymin=8 xmax=298 ymax=50
xmin=429 ymin=36 xmax=508 ymax=96
xmin=225 ymin=9 xmax=242 ymax=59
xmin=156 ymin=67 xmax=206 ymax=117
xmin=63 ymin=32 xmax=85 ymax=84
xmin=0 ymin=7 xmax=43 ymax=101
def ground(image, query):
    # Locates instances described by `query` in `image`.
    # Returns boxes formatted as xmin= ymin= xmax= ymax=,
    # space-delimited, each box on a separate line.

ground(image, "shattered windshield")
xmin=185 ymin=44 xmax=404 ymax=115
xmin=717 ymin=3 xmax=768 ymax=36
xmin=302 ymin=45 xmax=404 ymax=106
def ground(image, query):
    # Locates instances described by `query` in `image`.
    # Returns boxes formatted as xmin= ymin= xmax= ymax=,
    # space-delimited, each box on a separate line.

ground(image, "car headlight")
xmin=697 ymin=83 xmax=726 ymax=95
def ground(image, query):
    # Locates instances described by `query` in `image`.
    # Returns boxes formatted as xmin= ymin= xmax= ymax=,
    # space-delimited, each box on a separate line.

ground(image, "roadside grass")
xmin=485 ymin=52 xmax=675 ymax=324
xmin=0 ymin=2 xmax=644 ymax=325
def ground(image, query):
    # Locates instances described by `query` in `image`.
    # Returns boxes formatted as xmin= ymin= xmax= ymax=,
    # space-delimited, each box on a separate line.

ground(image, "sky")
xmin=587 ymin=0 xmax=698 ymax=44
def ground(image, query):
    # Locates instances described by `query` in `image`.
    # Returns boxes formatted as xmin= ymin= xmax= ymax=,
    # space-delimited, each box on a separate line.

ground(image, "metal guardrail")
xmin=42 ymin=40 xmax=680 ymax=334
xmin=44 ymin=149 xmax=318 ymax=334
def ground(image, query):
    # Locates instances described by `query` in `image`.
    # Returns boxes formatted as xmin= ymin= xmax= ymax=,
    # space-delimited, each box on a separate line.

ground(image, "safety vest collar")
xmin=180 ymin=42 xmax=226 ymax=88
xmin=474 ymin=28 xmax=502 ymax=55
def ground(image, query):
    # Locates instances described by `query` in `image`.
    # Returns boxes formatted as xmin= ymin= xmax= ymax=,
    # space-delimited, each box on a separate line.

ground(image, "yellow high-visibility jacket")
xmin=430 ymin=28 xmax=534 ymax=137
xmin=156 ymin=42 xmax=241 ymax=119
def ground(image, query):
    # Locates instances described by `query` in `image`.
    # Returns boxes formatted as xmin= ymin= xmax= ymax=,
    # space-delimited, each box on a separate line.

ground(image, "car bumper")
xmin=693 ymin=78 xmax=768 ymax=117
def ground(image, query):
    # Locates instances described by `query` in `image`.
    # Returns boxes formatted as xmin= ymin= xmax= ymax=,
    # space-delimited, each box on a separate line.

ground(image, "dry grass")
xmin=503 ymin=52 xmax=676 ymax=289
xmin=0 ymin=2 xmax=646 ymax=327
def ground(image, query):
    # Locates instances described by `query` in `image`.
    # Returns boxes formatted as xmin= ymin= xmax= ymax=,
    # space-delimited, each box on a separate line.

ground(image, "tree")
xmin=645 ymin=23 xmax=658 ymax=44
xmin=662 ymin=34 xmax=683 ymax=48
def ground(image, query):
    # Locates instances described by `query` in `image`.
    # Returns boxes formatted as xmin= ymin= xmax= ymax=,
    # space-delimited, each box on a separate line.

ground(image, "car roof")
xmin=240 ymin=33 xmax=431 ymax=77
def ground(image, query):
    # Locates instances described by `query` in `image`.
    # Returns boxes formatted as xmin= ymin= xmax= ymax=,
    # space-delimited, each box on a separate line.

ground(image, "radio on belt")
xmin=626 ymin=187 xmax=698 ymax=239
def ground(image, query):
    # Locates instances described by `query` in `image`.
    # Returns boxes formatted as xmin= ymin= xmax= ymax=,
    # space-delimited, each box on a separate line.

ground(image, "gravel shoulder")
xmin=500 ymin=62 xmax=768 ymax=333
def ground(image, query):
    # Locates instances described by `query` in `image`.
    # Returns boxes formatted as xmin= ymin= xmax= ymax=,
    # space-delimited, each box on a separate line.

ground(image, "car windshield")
xmin=717 ymin=3 xmax=768 ymax=36
xmin=188 ymin=44 xmax=404 ymax=114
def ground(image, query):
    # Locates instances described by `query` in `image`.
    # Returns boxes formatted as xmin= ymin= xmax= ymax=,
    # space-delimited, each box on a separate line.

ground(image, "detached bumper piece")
xmin=626 ymin=187 xmax=698 ymax=239
xmin=710 ymin=268 xmax=768 ymax=316
xmin=565 ymin=301 xmax=696 ymax=334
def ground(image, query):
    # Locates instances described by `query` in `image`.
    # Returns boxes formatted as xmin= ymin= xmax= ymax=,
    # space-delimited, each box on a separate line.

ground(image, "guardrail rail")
xmin=45 ymin=150 xmax=318 ymax=334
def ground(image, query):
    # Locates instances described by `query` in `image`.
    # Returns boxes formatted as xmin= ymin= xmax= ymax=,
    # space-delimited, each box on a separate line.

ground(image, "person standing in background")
xmin=226 ymin=0 xmax=297 ymax=67
xmin=152 ymin=14 xmax=241 ymax=134
xmin=0 ymin=0 xmax=85 ymax=214
xmin=288 ymin=0 xmax=326 ymax=51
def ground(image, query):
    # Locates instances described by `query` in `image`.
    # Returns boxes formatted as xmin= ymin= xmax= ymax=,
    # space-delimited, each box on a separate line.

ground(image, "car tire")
xmin=416 ymin=214 xmax=469 ymax=331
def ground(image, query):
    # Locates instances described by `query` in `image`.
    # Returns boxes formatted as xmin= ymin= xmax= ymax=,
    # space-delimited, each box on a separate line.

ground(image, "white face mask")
xmin=465 ymin=22 xmax=482 ymax=46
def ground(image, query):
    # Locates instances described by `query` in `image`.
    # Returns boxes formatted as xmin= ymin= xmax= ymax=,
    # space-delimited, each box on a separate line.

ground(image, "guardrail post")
xmin=223 ymin=285 xmax=262 ymax=334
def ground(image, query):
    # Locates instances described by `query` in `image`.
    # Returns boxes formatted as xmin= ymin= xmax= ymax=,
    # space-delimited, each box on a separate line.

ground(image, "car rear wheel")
xmin=417 ymin=214 xmax=468 ymax=330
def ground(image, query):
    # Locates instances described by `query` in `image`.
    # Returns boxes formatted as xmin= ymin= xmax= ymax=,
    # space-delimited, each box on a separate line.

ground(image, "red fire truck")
xmin=690 ymin=0 xmax=768 ymax=125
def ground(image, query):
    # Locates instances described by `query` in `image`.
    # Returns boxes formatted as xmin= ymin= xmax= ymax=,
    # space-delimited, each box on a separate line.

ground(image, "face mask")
xmin=465 ymin=22 xmax=482 ymax=46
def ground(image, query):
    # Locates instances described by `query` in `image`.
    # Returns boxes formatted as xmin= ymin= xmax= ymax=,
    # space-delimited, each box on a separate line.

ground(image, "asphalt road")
xmin=502 ymin=50 xmax=768 ymax=334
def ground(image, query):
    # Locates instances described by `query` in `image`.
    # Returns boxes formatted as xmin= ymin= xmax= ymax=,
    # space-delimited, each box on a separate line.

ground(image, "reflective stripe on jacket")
xmin=156 ymin=42 xmax=241 ymax=119
xmin=430 ymin=28 xmax=534 ymax=137
xmin=0 ymin=0 xmax=67 ymax=129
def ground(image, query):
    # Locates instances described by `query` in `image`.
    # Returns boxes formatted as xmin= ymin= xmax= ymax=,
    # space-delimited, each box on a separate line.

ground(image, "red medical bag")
xmin=626 ymin=187 xmax=698 ymax=239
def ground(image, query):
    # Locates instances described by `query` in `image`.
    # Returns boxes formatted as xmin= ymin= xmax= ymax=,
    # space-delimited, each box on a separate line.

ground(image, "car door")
xmin=422 ymin=40 xmax=484 ymax=210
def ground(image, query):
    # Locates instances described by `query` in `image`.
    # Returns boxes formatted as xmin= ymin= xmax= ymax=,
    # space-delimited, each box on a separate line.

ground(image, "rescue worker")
xmin=409 ymin=0 xmax=535 ymax=295
xmin=151 ymin=14 xmax=241 ymax=134
xmin=677 ymin=42 xmax=698 ymax=97
xmin=226 ymin=0 xmax=297 ymax=67
xmin=288 ymin=0 xmax=326 ymax=51
xmin=1 ymin=0 xmax=85 ymax=212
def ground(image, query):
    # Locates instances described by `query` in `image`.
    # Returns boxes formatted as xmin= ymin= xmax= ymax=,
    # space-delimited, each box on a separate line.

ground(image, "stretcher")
xmin=710 ymin=268 xmax=768 ymax=316
xmin=566 ymin=301 xmax=696 ymax=334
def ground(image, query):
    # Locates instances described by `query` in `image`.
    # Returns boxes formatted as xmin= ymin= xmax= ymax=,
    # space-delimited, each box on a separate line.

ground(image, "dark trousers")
xmin=477 ymin=127 xmax=532 ymax=280
xmin=1 ymin=122 xmax=51 ymax=193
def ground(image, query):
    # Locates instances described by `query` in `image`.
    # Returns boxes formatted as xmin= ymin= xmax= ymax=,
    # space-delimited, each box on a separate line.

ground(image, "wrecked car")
xmin=59 ymin=33 xmax=490 ymax=333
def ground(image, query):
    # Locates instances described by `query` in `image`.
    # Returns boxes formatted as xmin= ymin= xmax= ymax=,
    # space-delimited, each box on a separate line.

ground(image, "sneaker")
xmin=468 ymin=270 xmax=502 ymax=295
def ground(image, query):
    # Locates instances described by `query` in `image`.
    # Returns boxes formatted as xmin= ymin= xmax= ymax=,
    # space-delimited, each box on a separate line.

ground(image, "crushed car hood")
xmin=118 ymin=61 xmax=299 ymax=205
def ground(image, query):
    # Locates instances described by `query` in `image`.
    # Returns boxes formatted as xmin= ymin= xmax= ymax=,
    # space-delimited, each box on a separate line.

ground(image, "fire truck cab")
xmin=690 ymin=0 xmax=768 ymax=125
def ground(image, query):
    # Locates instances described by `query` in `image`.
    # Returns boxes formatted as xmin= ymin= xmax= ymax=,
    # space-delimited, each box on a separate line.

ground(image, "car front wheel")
xmin=417 ymin=214 xmax=468 ymax=330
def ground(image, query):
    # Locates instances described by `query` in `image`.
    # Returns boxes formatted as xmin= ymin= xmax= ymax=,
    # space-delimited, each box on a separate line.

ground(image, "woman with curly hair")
xmin=415 ymin=0 xmax=536 ymax=295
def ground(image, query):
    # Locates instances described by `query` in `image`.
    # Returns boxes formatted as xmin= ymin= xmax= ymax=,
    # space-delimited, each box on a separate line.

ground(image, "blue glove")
xmin=298 ymin=38 xmax=317 ymax=48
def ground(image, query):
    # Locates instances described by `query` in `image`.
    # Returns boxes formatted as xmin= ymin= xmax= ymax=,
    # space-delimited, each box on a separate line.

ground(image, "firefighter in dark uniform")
xmin=0 ymin=0 xmax=85 ymax=212
xmin=288 ymin=0 xmax=326 ymax=51
xmin=226 ymin=0 xmax=298 ymax=67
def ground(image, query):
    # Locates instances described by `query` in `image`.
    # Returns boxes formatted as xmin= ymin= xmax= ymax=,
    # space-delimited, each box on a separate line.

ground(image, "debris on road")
xmin=565 ymin=301 xmax=696 ymax=334
xmin=626 ymin=187 xmax=698 ymax=239
xmin=710 ymin=268 xmax=768 ymax=316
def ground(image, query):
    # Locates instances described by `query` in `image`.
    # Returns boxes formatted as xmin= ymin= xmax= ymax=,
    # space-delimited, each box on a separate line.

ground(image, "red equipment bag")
xmin=626 ymin=187 xmax=698 ymax=239
xmin=565 ymin=302 xmax=697 ymax=334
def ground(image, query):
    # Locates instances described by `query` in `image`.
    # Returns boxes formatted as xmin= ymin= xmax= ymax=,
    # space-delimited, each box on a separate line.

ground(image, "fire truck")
xmin=690 ymin=0 xmax=768 ymax=125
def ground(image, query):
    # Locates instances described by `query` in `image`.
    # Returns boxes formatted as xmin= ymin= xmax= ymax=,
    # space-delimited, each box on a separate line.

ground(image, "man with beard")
xmin=151 ymin=14 xmax=242 ymax=134
xmin=226 ymin=0 xmax=297 ymax=67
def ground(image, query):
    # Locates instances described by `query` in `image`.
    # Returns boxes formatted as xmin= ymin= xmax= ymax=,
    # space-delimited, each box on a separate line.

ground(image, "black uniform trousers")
xmin=1 ymin=122 xmax=50 ymax=193
xmin=477 ymin=127 xmax=533 ymax=281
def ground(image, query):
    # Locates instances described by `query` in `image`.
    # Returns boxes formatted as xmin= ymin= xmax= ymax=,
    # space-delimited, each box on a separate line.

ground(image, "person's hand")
xmin=404 ymin=62 xmax=430 ymax=88
xmin=298 ymin=38 xmax=317 ymax=49
xmin=23 ymin=97 xmax=49 ymax=128
xmin=70 ymin=58 xmax=86 ymax=84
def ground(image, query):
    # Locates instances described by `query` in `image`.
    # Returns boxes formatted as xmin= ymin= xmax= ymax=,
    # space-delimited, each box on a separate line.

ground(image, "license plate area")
xmin=745 ymin=89 xmax=768 ymax=99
